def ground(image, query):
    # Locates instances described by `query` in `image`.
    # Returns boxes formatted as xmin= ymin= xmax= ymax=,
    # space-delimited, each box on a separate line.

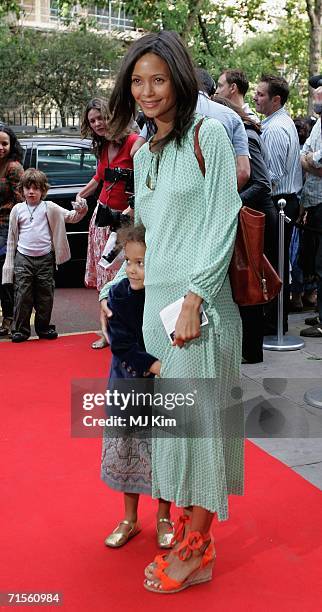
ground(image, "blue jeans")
xmin=290 ymin=228 xmax=317 ymax=295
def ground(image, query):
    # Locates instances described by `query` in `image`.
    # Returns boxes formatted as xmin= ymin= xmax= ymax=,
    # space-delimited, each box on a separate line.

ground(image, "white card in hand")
xmin=160 ymin=297 xmax=208 ymax=343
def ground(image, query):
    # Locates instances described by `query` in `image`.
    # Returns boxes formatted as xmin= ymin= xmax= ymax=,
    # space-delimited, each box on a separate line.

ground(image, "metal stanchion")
xmin=263 ymin=198 xmax=305 ymax=351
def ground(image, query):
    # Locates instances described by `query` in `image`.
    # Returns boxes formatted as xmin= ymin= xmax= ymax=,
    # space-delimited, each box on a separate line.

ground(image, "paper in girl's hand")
xmin=160 ymin=297 xmax=208 ymax=343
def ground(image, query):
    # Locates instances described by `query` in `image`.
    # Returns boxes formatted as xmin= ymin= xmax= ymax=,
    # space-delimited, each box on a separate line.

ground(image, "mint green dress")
xmin=134 ymin=116 xmax=244 ymax=520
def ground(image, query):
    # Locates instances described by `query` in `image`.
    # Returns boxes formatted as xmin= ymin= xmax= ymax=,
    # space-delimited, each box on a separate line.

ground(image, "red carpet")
xmin=1 ymin=334 xmax=322 ymax=611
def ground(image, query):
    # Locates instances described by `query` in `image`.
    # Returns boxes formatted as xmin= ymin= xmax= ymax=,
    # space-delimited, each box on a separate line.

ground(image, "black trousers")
xmin=239 ymin=201 xmax=279 ymax=363
xmin=0 ymin=254 xmax=14 ymax=320
xmin=264 ymin=193 xmax=299 ymax=335
xmin=306 ymin=203 xmax=322 ymax=322
xmin=13 ymin=251 xmax=55 ymax=337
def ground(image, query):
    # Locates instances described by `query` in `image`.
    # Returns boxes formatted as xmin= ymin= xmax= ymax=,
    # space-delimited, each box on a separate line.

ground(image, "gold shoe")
xmin=91 ymin=335 xmax=109 ymax=349
xmin=157 ymin=518 xmax=174 ymax=549
xmin=104 ymin=520 xmax=141 ymax=548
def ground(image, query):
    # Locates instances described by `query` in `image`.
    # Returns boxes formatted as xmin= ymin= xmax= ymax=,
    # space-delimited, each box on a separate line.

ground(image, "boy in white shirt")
xmin=2 ymin=168 xmax=87 ymax=342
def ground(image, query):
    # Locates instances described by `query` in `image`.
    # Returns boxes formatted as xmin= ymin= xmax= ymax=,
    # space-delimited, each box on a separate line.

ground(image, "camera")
xmin=95 ymin=167 xmax=135 ymax=228
xmin=95 ymin=206 xmax=131 ymax=230
xmin=104 ymin=167 xmax=134 ymax=195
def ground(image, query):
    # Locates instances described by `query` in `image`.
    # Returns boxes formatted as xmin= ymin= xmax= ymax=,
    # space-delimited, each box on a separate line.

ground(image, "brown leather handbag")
xmin=194 ymin=119 xmax=282 ymax=306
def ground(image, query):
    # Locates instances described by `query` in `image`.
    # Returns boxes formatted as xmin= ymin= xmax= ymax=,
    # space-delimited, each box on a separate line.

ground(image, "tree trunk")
xmin=55 ymin=103 xmax=67 ymax=127
xmin=306 ymin=0 xmax=322 ymax=113
xmin=182 ymin=0 xmax=204 ymax=40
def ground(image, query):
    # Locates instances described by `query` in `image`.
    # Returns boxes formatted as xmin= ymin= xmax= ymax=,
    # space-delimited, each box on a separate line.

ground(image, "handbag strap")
xmin=194 ymin=118 xmax=268 ymax=297
xmin=194 ymin=118 xmax=205 ymax=176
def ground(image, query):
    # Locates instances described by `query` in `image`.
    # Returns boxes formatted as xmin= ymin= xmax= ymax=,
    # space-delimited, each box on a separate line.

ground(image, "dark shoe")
xmin=302 ymin=291 xmax=317 ymax=309
xmin=242 ymin=356 xmax=263 ymax=364
xmin=304 ymin=315 xmax=320 ymax=326
xmin=12 ymin=332 xmax=29 ymax=343
xmin=38 ymin=329 xmax=58 ymax=340
xmin=289 ymin=296 xmax=303 ymax=313
xmin=300 ymin=324 xmax=322 ymax=338
xmin=0 ymin=317 xmax=13 ymax=337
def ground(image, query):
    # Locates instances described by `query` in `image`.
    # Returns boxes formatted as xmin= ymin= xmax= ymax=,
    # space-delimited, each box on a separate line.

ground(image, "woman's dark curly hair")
xmin=0 ymin=124 xmax=24 ymax=163
xmin=108 ymin=30 xmax=198 ymax=149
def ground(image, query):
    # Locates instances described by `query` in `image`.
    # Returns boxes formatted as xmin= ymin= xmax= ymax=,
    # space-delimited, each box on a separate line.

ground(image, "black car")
xmin=20 ymin=135 xmax=98 ymax=287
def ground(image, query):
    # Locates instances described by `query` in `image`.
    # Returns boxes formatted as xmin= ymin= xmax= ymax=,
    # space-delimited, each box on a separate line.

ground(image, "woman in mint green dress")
xmin=102 ymin=30 xmax=244 ymax=593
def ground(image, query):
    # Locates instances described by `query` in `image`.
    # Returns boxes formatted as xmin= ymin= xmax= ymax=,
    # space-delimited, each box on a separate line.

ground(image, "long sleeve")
xmin=2 ymin=207 xmax=18 ymax=284
xmin=301 ymin=120 xmax=322 ymax=166
xmin=61 ymin=203 xmax=88 ymax=224
xmin=109 ymin=311 xmax=157 ymax=375
xmin=240 ymin=136 xmax=272 ymax=205
xmin=188 ymin=119 xmax=241 ymax=304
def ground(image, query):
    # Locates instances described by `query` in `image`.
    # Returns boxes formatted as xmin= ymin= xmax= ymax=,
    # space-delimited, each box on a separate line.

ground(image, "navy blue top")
xmin=108 ymin=278 xmax=157 ymax=380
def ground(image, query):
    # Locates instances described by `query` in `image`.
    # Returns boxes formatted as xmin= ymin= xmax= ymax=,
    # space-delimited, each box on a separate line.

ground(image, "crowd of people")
xmin=1 ymin=28 xmax=322 ymax=595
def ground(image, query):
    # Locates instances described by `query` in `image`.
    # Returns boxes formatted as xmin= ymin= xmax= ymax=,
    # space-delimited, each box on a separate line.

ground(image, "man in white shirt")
xmin=254 ymin=74 xmax=302 ymax=334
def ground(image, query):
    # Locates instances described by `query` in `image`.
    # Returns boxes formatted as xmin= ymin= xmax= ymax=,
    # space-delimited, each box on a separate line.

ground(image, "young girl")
xmin=101 ymin=223 xmax=173 ymax=548
xmin=2 ymin=168 xmax=87 ymax=342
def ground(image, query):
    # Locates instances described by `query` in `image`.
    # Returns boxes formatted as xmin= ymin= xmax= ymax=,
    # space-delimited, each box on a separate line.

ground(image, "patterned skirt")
xmin=85 ymin=203 xmax=122 ymax=292
xmin=101 ymin=434 xmax=152 ymax=495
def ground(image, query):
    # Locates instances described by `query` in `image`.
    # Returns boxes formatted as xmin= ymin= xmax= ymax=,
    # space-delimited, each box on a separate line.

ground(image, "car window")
xmin=36 ymin=145 xmax=97 ymax=186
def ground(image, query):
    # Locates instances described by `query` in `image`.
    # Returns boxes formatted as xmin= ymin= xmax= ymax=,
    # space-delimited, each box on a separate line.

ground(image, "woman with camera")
xmin=76 ymin=98 xmax=139 ymax=348
xmin=100 ymin=31 xmax=244 ymax=593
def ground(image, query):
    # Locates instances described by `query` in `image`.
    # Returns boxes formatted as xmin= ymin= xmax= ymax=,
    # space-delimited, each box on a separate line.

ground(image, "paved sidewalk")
xmin=243 ymin=311 xmax=322 ymax=489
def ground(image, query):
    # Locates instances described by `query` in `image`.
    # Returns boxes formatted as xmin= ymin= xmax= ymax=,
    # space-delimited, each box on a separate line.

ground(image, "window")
xmin=36 ymin=145 xmax=97 ymax=186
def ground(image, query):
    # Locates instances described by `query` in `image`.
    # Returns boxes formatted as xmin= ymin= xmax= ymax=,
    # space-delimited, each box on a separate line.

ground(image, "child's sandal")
xmin=104 ymin=520 xmax=141 ymax=548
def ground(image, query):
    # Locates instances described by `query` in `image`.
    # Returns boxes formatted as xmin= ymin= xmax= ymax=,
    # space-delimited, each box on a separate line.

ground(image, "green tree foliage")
xmin=0 ymin=0 xmax=21 ymax=19
xmin=223 ymin=1 xmax=310 ymax=116
xmin=0 ymin=26 xmax=124 ymax=123
xmin=0 ymin=0 xmax=316 ymax=114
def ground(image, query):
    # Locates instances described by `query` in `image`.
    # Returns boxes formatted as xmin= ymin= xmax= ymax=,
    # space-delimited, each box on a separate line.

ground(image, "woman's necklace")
xmin=25 ymin=201 xmax=40 ymax=223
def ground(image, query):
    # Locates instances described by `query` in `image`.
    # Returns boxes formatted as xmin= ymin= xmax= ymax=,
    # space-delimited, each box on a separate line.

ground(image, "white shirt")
xmin=17 ymin=200 xmax=52 ymax=256
xmin=261 ymin=107 xmax=302 ymax=195
xmin=242 ymin=102 xmax=260 ymax=123
xmin=300 ymin=117 xmax=322 ymax=207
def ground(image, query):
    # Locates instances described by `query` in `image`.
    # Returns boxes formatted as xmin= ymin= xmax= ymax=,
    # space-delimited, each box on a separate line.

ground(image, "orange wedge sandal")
xmin=144 ymin=531 xmax=215 ymax=594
